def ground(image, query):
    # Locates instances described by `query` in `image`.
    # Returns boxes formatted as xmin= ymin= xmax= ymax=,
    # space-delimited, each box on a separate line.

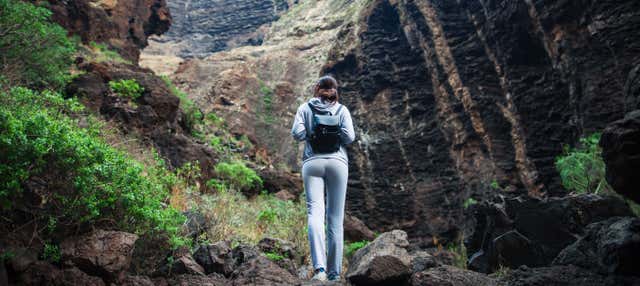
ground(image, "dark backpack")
xmin=308 ymin=102 xmax=343 ymax=154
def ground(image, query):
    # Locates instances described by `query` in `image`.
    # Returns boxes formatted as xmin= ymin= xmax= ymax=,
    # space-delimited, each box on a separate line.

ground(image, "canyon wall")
xmin=322 ymin=0 xmax=640 ymax=246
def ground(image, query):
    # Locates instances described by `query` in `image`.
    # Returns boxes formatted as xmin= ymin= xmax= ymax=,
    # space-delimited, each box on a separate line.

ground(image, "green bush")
xmin=555 ymin=133 xmax=611 ymax=194
xmin=0 ymin=87 xmax=187 ymax=247
xmin=264 ymin=251 xmax=285 ymax=261
xmin=214 ymin=161 xmax=263 ymax=192
xmin=345 ymin=240 xmax=369 ymax=258
xmin=109 ymin=79 xmax=144 ymax=100
xmin=42 ymin=243 xmax=61 ymax=263
xmin=0 ymin=0 xmax=76 ymax=90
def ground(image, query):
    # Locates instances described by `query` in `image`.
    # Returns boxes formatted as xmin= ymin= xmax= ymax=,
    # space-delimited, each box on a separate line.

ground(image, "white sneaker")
xmin=311 ymin=271 xmax=327 ymax=281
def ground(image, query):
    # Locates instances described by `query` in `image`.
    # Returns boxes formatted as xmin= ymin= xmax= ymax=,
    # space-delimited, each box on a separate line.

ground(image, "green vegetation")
xmin=463 ymin=197 xmax=478 ymax=209
xmin=109 ymin=79 xmax=144 ymax=100
xmin=555 ymin=133 xmax=611 ymax=194
xmin=258 ymin=80 xmax=275 ymax=124
xmin=264 ymin=251 xmax=285 ymax=261
xmin=214 ymin=161 xmax=263 ymax=192
xmin=345 ymin=240 xmax=369 ymax=258
xmin=446 ymin=241 xmax=468 ymax=269
xmin=87 ymin=41 xmax=130 ymax=64
xmin=42 ymin=243 xmax=61 ymax=263
xmin=160 ymin=75 xmax=203 ymax=134
xmin=198 ymin=188 xmax=308 ymax=264
xmin=0 ymin=87 xmax=188 ymax=247
xmin=0 ymin=0 xmax=76 ymax=90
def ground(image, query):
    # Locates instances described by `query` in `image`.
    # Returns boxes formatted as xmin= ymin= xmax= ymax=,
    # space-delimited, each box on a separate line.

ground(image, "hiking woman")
xmin=290 ymin=75 xmax=356 ymax=281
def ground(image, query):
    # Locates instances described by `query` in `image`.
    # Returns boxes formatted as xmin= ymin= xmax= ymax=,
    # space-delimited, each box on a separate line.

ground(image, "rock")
xmin=183 ymin=210 xmax=208 ymax=241
xmin=274 ymin=190 xmax=297 ymax=201
xmin=0 ymin=261 xmax=7 ymax=286
xmin=411 ymin=265 xmax=497 ymax=286
xmin=346 ymin=230 xmax=412 ymax=286
xmin=229 ymin=244 xmax=301 ymax=286
xmin=193 ymin=241 xmax=234 ymax=276
xmin=344 ymin=214 xmax=376 ymax=242
xmin=409 ymin=251 xmax=439 ymax=273
xmin=493 ymin=230 xmax=541 ymax=269
xmin=6 ymin=247 xmax=38 ymax=273
xmin=60 ymin=230 xmax=138 ymax=281
xmin=601 ymin=110 xmax=640 ymax=203
xmin=47 ymin=0 xmax=171 ymax=63
xmin=17 ymin=261 xmax=105 ymax=286
xmin=255 ymin=165 xmax=303 ymax=199
xmin=500 ymin=265 xmax=640 ymax=286
xmin=625 ymin=65 xmax=640 ymax=111
xmin=120 ymin=275 xmax=156 ymax=286
xmin=165 ymin=273 xmax=229 ymax=286
xmin=168 ymin=254 xmax=206 ymax=276
xmin=129 ymin=233 xmax=173 ymax=275
xmin=143 ymin=0 xmax=289 ymax=58
xmin=553 ymin=217 xmax=640 ymax=276
xmin=466 ymin=194 xmax=633 ymax=273
xmin=258 ymin=237 xmax=300 ymax=276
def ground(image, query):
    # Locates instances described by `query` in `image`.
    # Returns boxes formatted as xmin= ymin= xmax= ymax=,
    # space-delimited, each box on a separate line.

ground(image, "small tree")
xmin=555 ymin=133 xmax=611 ymax=194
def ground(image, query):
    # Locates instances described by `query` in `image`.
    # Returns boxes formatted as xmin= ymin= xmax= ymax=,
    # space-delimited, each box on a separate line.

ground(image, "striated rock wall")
xmin=322 ymin=0 xmax=640 ymax=245
xmin=143 ymin=0 xmax=291 ymax=59
xmin=44 ymin=0 xmax=171 ymax=63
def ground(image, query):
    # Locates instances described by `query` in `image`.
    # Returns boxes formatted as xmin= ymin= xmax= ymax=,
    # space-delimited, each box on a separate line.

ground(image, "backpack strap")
xmin=333 ymin=104 xmax=343 ymax=116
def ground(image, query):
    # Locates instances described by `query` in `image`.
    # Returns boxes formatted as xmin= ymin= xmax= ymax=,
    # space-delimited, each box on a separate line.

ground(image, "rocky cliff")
xmin=142 ymin=0 xmax=291 ymax=60
xmin=44 ymin=0 xmax=171 ymax=63
xmin=320 ymin=0 xmax=640 ymax=246
xmin=158 ymin=0 xmax=640 ymax=247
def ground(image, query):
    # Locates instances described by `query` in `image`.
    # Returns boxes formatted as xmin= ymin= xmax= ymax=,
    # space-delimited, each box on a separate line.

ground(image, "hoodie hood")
xmin=308 ymin=97 xmax=340 ymax=115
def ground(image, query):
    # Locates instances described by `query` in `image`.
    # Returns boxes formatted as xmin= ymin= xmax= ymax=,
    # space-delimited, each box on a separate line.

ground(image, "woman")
xmin=291 ymin=75 xmax=355 ymax=281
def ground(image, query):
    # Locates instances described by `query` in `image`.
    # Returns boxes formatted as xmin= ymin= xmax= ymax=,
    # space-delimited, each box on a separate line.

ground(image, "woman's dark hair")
xmin=314 ymin=75 xmax=339 ymax=102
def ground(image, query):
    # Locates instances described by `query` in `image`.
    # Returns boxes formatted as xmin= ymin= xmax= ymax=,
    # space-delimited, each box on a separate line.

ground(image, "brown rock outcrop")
xmin=45 ymin=0 xmax=171 ymax=63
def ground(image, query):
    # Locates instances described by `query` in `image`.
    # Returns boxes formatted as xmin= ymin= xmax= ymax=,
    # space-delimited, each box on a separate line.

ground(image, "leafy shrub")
xmin=42 ymin=243 xmax=61 ymax=263
xmin=264 ymin=251 xmax=285 ymax=261
xmin=0 ymin=0 xmax=76 ymax=90
xmin=345 ymin=240 xmax=369 ymax=258
xmin=555 ymin=133 xmax=611 ymax=194
xmin=214 ymin=161 xmax=263 ymax=192
xmin=109 ymin=79 xmax=144 ymax=100
xmin=0 ymin=87 xmax=187 ymax=247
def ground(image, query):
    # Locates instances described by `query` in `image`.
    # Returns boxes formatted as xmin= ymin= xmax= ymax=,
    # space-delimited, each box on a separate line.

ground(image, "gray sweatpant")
xmin=302 ymin=158 xmax=348 ymax=275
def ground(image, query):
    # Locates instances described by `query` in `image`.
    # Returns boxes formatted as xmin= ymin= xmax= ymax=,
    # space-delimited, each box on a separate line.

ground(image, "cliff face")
xmin=143 ymin=0 xmax=290 ymax=59
xmin=322 ymin=0 xmax=640 ymax=245
xmin=45 ymin=0 xmax=171 ymax=63
xmin=146 ymin=0 xmax=640 ymax=246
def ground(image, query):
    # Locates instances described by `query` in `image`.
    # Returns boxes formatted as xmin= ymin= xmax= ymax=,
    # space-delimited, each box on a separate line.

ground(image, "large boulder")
xmin=465 ymin=194 xmax=633 ymax=273
xmin=60 ymin=230 xmax=138 ymax=282
xmin=344 ymin=214 xmax=376 ymax=242
xmin=193 ymin=241 xmax=234 ymax=276
xmin=165 ymin=273 xmax=229 ymax=286
xmin=553 ymin=217 xmax=640 ymax=276
xmin=500 ymin=265 xmax=640 ymax=286
xmin=17 ymin=261 xmax=105 ymax=286
xmin=228 ymin=244 xmax=301 ymax=286
xmin=411 ymin=265 xmax=497 ymax=286
xmin=346 ymin=230 xmax=412 ymax=286
xmin=600 ymin=109 xmax=640 ymax=204
xmin=258 ymin=237 xmax=301 ymax=276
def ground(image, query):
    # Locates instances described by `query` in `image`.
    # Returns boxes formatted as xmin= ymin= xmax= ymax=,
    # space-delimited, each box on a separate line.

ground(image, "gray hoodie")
xmin=291 ymin=97 xmax=355 ymax=165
